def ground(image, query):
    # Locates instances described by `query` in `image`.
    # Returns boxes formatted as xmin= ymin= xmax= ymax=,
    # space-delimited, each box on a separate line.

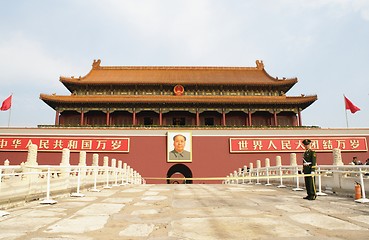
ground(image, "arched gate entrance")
xmin=166 ymin=164 xmax=193 ymax=184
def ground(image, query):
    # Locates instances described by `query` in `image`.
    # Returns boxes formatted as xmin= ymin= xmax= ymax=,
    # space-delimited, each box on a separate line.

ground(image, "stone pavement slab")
xmin=1 ymin=184 xmax=369 ymax=239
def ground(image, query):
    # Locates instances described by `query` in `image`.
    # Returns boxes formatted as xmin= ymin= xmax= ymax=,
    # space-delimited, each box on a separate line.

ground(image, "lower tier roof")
xmin=40 ymin=94 xmax=317 ymax=110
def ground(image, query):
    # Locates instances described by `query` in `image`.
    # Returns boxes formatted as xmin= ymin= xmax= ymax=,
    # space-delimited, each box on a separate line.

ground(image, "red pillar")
xmin=273 ymin=112 xmax=278 ymax=126
xmin=159 ymin=109 xmax=163 ymax=126
xmin=222 ymin=110 xmax=226 ymax=126
xmin=55 ymin=110 xmax=60 ymax=126
xmin=132 ymin=110 xmax=136 ymax=125
xmin=248 ymin=111 xmax=252 ymax=126
xmin=196 ymin=110 xmax=200 ymax=126
xmin=298 ymin=109 xmax=302 ymax=126
xmin=106 ymin=111 xmax=110 ymax=126
xmin=80 ymin=111 xmax=84 ymax=126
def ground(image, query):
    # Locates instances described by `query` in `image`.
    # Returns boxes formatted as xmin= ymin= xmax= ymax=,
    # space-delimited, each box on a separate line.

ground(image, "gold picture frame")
xmin=167 ymin=131 xmax=192 ymax=162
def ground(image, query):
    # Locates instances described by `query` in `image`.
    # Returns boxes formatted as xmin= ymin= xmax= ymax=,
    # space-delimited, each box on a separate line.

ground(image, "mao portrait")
xmin=167 ymin=132 xmax=192 ymax=162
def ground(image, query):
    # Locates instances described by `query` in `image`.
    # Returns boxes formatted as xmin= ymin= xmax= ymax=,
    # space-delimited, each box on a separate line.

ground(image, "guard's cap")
xmin=302 ymin=139 xmax=311 ymax=145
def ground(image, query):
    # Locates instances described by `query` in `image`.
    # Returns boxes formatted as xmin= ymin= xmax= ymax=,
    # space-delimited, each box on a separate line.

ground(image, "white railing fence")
xmin=0 ymin=144 xmax=144 ymax=213
xmin=224 ymin=149 xmax=369 ymax=204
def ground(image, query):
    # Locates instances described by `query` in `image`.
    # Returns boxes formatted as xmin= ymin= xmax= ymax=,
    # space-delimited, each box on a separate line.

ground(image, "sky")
xmin=0 ymin=0 xmax=369 ymax=128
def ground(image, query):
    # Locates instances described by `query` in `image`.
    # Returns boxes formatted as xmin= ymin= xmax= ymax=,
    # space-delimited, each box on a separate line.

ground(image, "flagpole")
xmin=344 ymin=94 xmax=349 ymax=128
xmin=7 ymin=93 xmax=13 ymax=127
xmin=7 ymin=107 xmax=11 ymax=127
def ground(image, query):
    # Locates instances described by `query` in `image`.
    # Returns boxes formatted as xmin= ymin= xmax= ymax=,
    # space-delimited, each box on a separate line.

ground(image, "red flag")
xmin=344 ymin=96 xmax=360 ymax=114
xmin=0 ymin=95 xmax=12 ymax=111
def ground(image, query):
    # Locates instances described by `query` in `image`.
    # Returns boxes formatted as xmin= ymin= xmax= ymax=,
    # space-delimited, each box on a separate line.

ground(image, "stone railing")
xmin=225 ymin=148 xmax=369 ymax=203
xmin=0 ymin=144 xmax=144 ymax=210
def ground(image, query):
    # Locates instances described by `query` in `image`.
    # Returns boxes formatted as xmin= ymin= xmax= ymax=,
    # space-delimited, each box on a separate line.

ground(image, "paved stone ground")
xmin=1 ymin=184 xmax=369 ymax=240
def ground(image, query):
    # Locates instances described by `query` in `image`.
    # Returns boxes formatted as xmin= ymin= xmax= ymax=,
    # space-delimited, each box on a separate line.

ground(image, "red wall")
xmin=2 ymin=134 xmax=369 ymax=184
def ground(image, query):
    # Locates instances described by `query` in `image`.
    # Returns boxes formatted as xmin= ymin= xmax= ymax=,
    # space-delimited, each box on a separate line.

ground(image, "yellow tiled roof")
xmin=40 ymin=94 xmax=317 ymax=109
xmin=60 ymin=60 xmax=297 ymax=86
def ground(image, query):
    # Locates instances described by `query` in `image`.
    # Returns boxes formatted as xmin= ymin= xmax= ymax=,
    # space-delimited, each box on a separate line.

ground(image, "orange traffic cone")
xmin=355 ymin=182 xmax=362 ymax=200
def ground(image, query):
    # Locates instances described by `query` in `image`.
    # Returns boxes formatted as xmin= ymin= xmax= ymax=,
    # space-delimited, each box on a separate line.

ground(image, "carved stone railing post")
xmin=229 ymin=173 xmax=234 ymax=184
xmin=333 ymin=148 xmax=344 ymax=166
xmin=26 ymin=144 xmax=38 ymax=165
xmin=122 ymin=162 xmax=128 ymax=185
xmin=117 ymin=160 xmax=122 ymax=178
xmin=4 ymin=159 xmax=9 ymax=166
xmin=127 ymin=166 xmax=132 ymax=183
xmin=111 ymin=158 xmax=119 ymax=186
xmin=276 ymin=156 xmax=286 ymax=188
xmin=276 ymin=156 xmax=282 ymax=166
xmin=22 ymin=144 xmax=39 ymax=180
xmin=111 ymin=158 xmax=116 ymax=168
xmin=248 ymin=162 xmax=253 ymax=184
xmin=290 ymin=153 xmax=299 ymax=186
xmin=255 ymin=160 xmax=261 ymax=185
xmin=92 ymin=154 xmax=99 ymax=166
xmin=78 ymin=151 xmax=87 ymax=177
xmin=91 ymin=153 xmax=99 ymax=177
xmin=265 ymin=158 xmax=270 ymax=167
xmin=59 ymin=148 xmax=71 ymax=178
xmin=256 ymin=160 xmax=261 ymax=168
xmin=265 ymin=158 xmax=271 ymax=186
xmin=3 ymin=159 xmax=10 ymax=180
xmin=233 ymin=170 xmax=238 ymax=184
xmin=242 ymin=165 xmax=247 ymax=184
xmin=129 ymin=168 xmax=134 ymax=184
xmin=134 ymin=170 xmax=138 ymax=184
xmin=290 ymin=153 xmax=297 ymax=166
xmin=103 ymin=156 xmax=109 ymax=175
xmin=332 ymin=148 xmax=344 ymax=189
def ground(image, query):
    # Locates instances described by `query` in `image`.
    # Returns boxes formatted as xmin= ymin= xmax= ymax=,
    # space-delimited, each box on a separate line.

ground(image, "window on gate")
xmin=144 ymin=117 xmax=153 ymax=125
xmin=205 ymin=117 xmax=214 ymax=126
xmin=173 ymin=117 xmax=185 ymax=126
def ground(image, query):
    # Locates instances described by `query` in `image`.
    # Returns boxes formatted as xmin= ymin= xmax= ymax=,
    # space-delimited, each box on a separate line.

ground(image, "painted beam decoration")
xmin=229 ymin=137 xmax=367 ymax=153
xmin=0 ymin=136 xmax=130 ymax=152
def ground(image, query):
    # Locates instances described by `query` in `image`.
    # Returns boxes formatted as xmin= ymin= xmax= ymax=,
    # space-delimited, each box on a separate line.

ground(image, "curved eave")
xmin=60 ymin=77 xmax=297 ymax=94
xmin=60 ymin=77 xmax=297 ymax=86
xmin=40 ymin=94 xmax=317 ymax=111
xmin=59 ymin=64 xmax=298 ymax=93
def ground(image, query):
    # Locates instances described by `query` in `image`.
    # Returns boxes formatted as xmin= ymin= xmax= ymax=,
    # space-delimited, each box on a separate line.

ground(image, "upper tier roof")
xmin=60 ymin=59 xmax=298 ymax=92
xmin=40 ymin=94 xmax=317 ymax=110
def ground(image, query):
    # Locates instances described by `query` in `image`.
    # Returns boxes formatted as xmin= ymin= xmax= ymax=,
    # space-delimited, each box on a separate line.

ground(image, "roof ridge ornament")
xmin=256 ymin=60 xmax=264 ymax=70
xmin=92 ymin=59 xmax=101 ymax=69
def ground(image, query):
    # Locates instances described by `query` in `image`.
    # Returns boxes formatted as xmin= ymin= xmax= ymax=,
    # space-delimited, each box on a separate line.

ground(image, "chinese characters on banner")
xmin=0 ymin=136 xmax=130 ymax=152
xmin=229 ymin=137 xmax=367 ymax=153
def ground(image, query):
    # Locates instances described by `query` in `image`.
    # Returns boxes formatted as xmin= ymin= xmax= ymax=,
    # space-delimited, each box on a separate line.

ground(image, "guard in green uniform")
xmin=302 ymin=139 xmax=317 ymax=200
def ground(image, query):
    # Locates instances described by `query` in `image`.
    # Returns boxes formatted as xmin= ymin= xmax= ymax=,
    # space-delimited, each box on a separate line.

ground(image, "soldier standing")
xmin=302 ymin=139 xmax=317 ymax=200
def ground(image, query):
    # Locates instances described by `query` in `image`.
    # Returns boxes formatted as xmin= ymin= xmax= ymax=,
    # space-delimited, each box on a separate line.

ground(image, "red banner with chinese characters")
xmin=229 ymin=137 xmax=367 ymax=153
xmin=0 ymin=136 xmax=130 ymax=152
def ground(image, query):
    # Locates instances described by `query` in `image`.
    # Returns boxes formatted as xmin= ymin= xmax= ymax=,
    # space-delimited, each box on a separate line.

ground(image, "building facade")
xmin=40 ymin=60 xmax=317 ymax=127
xmin=6 ymin=60 xmax=356 ymax=184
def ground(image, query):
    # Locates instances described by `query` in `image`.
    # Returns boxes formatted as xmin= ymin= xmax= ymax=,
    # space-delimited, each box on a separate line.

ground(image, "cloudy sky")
xmin=0 ymin=0 xmax=368 ymax=128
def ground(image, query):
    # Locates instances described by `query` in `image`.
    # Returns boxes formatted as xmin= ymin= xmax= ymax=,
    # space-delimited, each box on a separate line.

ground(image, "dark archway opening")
xmin=166 ymin=164 xmax=193 ymax=184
